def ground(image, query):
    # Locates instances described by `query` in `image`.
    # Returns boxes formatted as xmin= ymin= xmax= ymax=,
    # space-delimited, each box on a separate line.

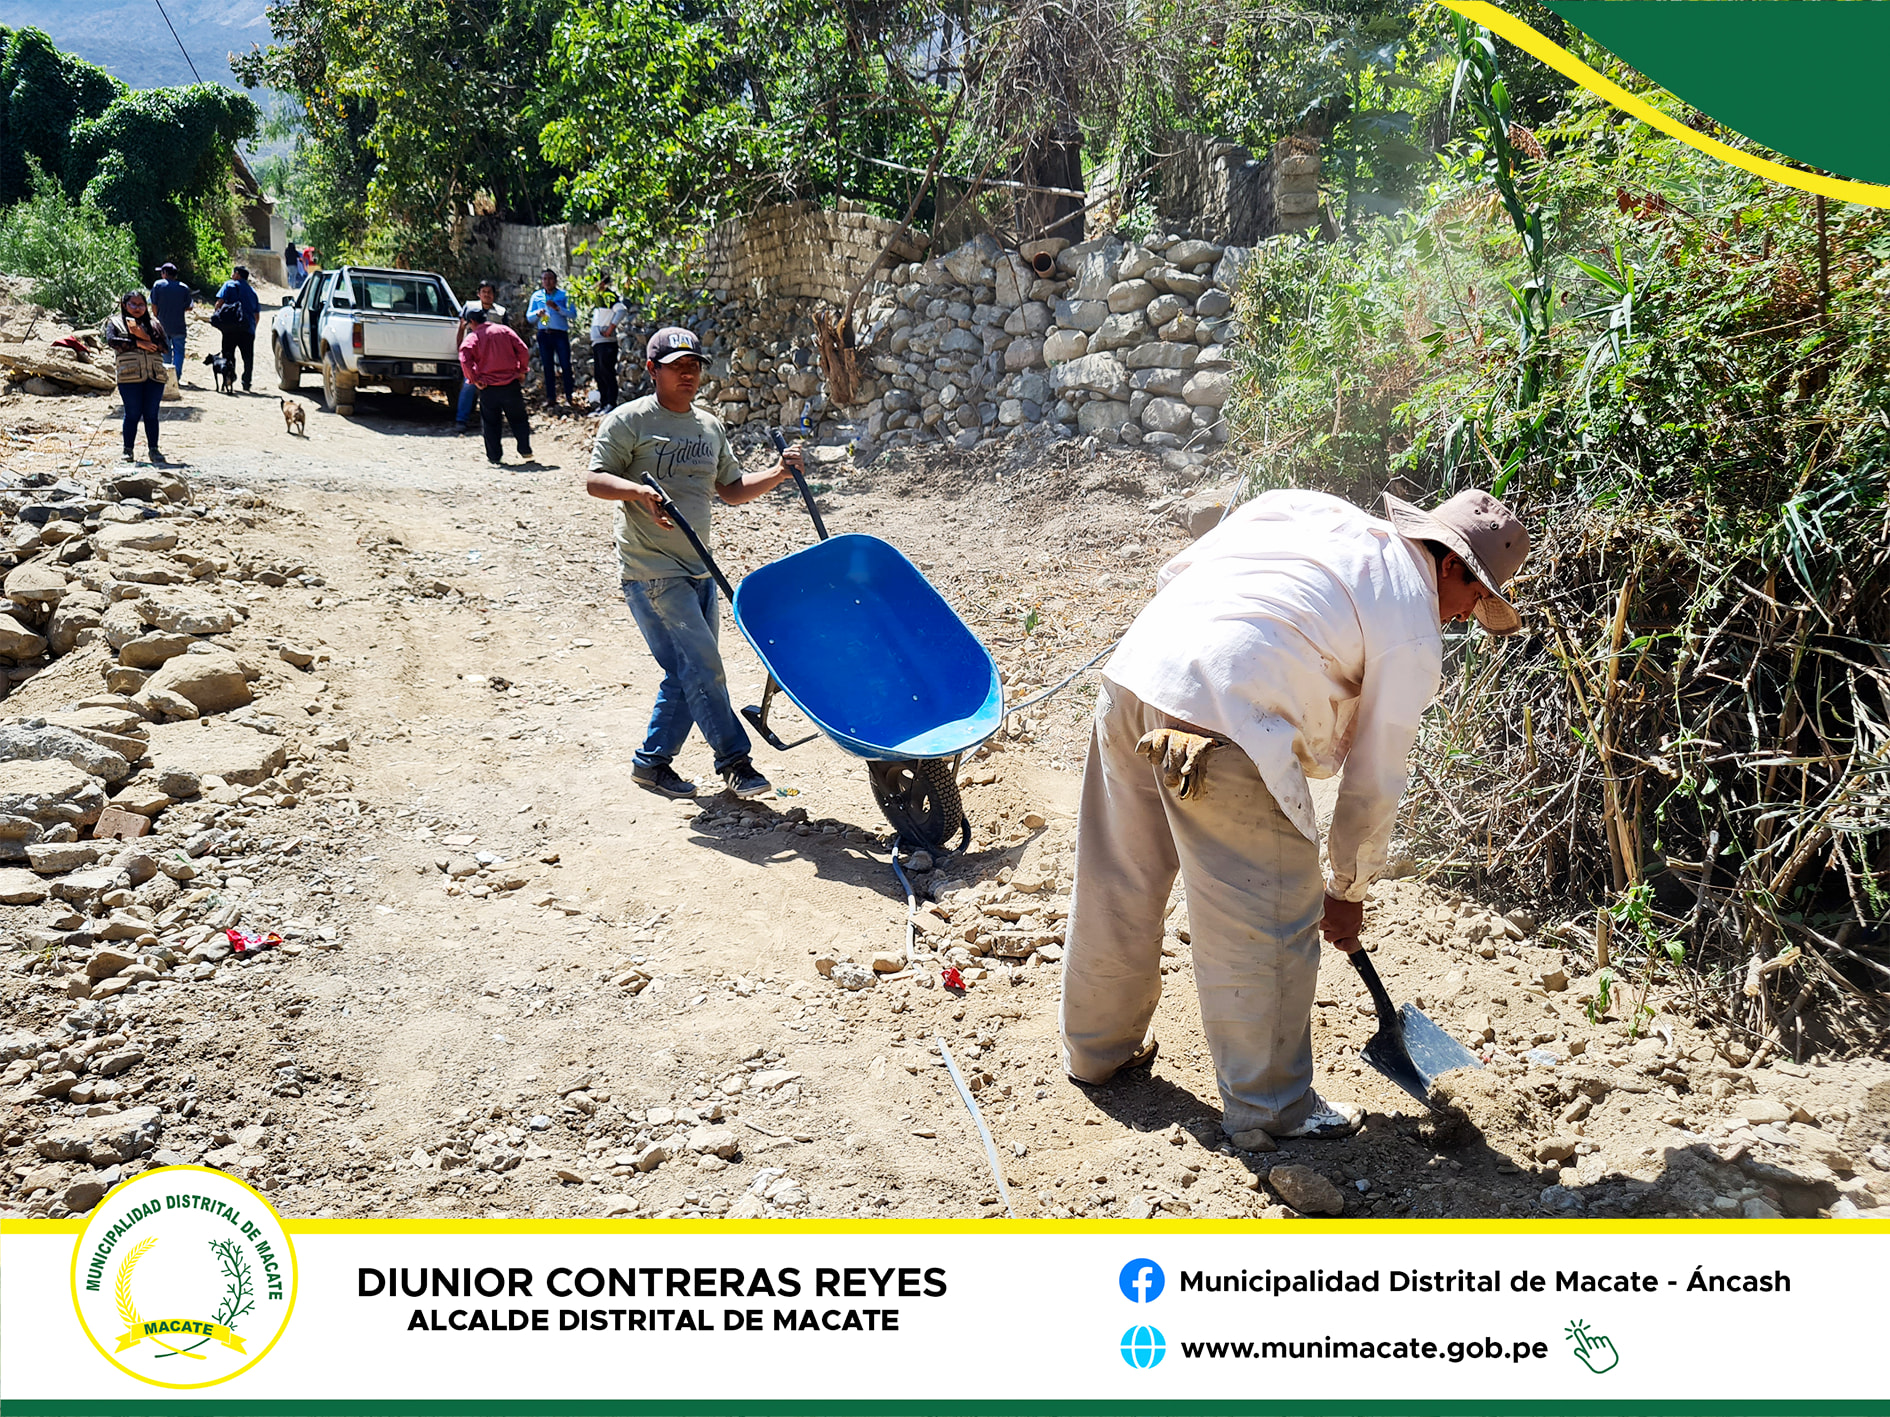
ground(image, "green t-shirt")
xmin=591 ymin=395 xmax=742 ymax=582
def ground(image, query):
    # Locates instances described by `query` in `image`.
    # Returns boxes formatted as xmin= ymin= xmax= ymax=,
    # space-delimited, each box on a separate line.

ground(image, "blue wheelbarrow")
xmin=639 ymin=431 xmax=1001 ymax=851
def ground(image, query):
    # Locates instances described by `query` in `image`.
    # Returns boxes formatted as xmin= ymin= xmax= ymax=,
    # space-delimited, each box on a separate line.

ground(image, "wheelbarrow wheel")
xmin=867 ymin=758 xmax=966 ymax=854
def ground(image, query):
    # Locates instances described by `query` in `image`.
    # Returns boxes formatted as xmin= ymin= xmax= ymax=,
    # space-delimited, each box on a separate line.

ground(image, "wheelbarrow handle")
xmin=770 ymin=427 xmax=830 ymax=541
xmin=641 ymin=472 xmax=735 ymax=601
xmin=1346 ymin=946 xmax=1400 ymax=1030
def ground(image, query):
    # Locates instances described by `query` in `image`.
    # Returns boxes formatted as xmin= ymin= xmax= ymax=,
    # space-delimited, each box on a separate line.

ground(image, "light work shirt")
xmin=525 ymin=288 xmax=573 ymax=332
xmin=590 ymin=395 xmax=741 ymax=582
xmin=1102 ymin=489 xmax=1444 ymax=901
xmin=589 ymin=301 xmax=628 ymax=344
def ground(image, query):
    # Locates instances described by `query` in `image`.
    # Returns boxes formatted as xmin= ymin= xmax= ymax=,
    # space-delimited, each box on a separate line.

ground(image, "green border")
xmin=6 ymin=1404 xmax=1888 ymax=1415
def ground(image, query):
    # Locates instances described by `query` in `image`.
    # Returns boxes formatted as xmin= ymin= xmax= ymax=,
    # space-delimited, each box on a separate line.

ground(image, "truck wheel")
xmin=275 ymin=338 xmax=302 ymax=392
xmin=321 ymin=351 xmax=356 ymax=416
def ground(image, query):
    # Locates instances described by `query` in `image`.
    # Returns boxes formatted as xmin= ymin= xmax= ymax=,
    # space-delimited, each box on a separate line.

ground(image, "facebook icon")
xmin=1119 ymin=1258 xmax=1164 ymax=1304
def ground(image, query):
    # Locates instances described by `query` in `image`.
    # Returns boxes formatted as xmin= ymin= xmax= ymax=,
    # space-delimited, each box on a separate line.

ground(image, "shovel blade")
xmin=1359 ymin=1005 xmax=1483 ymax=1109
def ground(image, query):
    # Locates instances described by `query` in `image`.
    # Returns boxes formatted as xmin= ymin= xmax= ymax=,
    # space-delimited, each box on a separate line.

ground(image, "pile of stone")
xmin=685 ymin=228 xmax=1246 ymax=473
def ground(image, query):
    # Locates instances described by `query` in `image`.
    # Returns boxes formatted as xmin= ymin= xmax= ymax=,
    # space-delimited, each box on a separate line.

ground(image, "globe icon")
xmin=1121 ymin=1325 xmax=1167 ymax=1369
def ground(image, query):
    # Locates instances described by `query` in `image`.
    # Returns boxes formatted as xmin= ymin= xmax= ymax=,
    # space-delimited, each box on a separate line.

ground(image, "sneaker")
xmin=721 ymin=759 xmax=771 ymax=798
xmin=631 ymin=763 xmax=697 ymax=799
xmin=1270 ymin=1092 xmax=1365 ymax=1140
xmin=120 ymin=450 xmax=135 ymax=463
xmin=517 ymin=444 xmax=533 ymax=458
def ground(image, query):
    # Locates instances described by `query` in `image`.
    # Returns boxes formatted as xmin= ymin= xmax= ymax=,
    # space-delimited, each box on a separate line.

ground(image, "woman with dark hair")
xmin=102 ymin=290 xmax=170 ymax=464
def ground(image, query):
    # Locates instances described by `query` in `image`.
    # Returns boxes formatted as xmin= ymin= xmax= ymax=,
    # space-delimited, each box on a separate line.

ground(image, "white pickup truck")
xmin=272 ymin=266 xmax=463 ymax=415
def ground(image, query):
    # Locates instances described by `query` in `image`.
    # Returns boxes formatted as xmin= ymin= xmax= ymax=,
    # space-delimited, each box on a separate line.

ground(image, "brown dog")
xmin=282 ymin=399 xmax=306 ymax=436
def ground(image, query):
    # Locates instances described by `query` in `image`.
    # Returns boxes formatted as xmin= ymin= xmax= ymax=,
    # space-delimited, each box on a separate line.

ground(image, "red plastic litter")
xmin=225 ymin=928 xmax=283 ymax=954
xmin=941 ymin=966 xmax=965 ymax=990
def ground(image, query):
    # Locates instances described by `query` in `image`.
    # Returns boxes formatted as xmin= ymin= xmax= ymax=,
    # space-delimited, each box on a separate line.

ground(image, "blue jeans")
xmin=456 ymin=379 xmax=478 ymax=425
xmin=535 ymin=328 xmax=573 ymax=403
xmin=119 ymin=380 xmax=162 ymax=455
xmin=168 ymin=335 xmax=186 ymax=378
xmin=621 ymin=576 xmax=751 ymax=773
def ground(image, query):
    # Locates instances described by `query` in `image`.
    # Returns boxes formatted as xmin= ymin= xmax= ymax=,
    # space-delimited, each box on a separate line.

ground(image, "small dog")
xmin=203 ymin=352 xmax=234 ymax=395
xmin=281 ymin=399 xmax=306 ymax=436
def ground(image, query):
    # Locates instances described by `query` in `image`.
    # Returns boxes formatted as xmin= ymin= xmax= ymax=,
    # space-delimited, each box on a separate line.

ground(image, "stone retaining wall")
xmin=692 ymin=201 xmax=909 ymax=304
xmin=691 ymin=229 xmax=1253 ymax=476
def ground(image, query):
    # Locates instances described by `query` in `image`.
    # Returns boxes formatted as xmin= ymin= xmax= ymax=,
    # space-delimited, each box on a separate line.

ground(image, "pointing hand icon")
xmin=1574 ymin=1335 xmax=1619 ymax=1374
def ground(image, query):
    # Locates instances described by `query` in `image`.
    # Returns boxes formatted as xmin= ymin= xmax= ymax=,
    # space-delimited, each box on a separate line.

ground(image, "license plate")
xmin=411 ymin=361 xmax=438 ymax=374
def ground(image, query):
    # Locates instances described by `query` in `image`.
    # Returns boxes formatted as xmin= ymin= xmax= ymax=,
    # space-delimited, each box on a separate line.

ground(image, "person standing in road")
xmin=588 ymin=284 xmax=630 ymax=411
xmin=284 ymin=240 xmax=303 ymax=289
xmin=102 ymin=290 xmax=170 ymax=464
xmin=457 ymin=308 xmax=534 ymax=465
xmin=454 ymin=279 xmax=508 ymax=433
xmin=214 ymin=263 xmax=261 ymax=391
xmin=148 ymin=262 xmax=193 ymax=381
xmin=583 ymin=326 xmax=804 ymax=801
xmin=525 ymin=268 xmax=576 ymax=412
xmin=1059 ymin=487 xmax=1530 ymax=1148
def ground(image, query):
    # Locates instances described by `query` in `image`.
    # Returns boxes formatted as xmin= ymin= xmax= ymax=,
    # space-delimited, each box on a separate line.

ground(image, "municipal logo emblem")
xmin=70 ymin=1165 xmax=297 ymax=1387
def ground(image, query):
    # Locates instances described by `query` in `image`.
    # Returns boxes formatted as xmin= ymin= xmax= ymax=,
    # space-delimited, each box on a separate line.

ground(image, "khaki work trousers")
xmin=1060 ymin=681 xmax=1326 ymax=1136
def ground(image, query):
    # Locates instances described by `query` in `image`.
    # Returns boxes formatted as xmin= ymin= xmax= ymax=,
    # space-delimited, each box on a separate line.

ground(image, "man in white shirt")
xmin=1060 ymin=487 xmax=1529 ymax=1146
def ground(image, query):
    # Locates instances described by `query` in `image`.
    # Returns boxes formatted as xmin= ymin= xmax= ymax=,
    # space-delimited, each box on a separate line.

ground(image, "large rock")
xmin=99 ymin=602 xmax=149 ymax=650
xmin=118 ymin=631 xmax=194 ymax=669
xmin=1053 ymin=299 xmax=1109 ymax=334
xmin=942 ymin=234 xmax=998 ymax=286
xmin=1002 ymin=338 xmax=1044 ymax=371
xmin=1211 ymin=246 xmax=1254 ymax=290
xmin=145 ymin=719 xmax=286 ymax=787
xmin=0 ymin=758 xmax=108 ymax=857
xmin=992 ymin=253 xmax=1032 ymax=307
xmin=139 ymin=647 xmax=255 ymax=714
xmin=100 ymin=470 xmax=188 ymax=503
xmin=1042 ymin=329 xmax=1089 ymax=363
xmin=1140 ymin=397 xmax=1194 ymax=435
xmin=138 ymin=596 xmax=237 ymax=636
xmin=1076 ymin=400 xmax=1133 ymax=435
xmin=0 ymin=613 xmax=47 ymax=659
xmin=46 ymin=597 xmax=104 ymax=655
xmin=1125 ymin=342 xmax=1200 ymax=371
xmin=35 ymin=1105 xmax=161 ymax=1164
xmin=0 ymin=867 xmax=49 ymax=904
xmin=0 ymin=720 xmax=131 ymax=782
xmin=1089 ymin=312 xmax=1148 ymax=353
xmin=1117 ymin=245 xmax=1160 ymax=281
xmin=5 ymin=562 xmax=67 ymax=609
xmin=1166 ymin=238 xmax=1225 ymax=269
xmin=1183 ymin=369 xmax=1235 ymax=408
xmin=92 ymin=522 xmax=179 ymax=555
xmin=1107 ymin=279 xmax=1157 ymax=313
xmin=1265 ymin=1163 xmax=1345 ymax=1216
xmin=1052 ymin=353 xmax=1130 ymax=400
xmin=1071 ymin=240 xmax=1123 ymax=300
xmin=1150 ymin=266 xmax=1210 ymax=298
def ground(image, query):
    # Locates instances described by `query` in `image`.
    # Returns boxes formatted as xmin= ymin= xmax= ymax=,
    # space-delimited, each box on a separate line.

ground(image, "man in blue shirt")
xmin=524 ymin=268 xmax=576 ymax=412
xmin=214 ymin=264 xmax=262 ymax=391
xmin=148 ymin=263 xmax=193 ymax=380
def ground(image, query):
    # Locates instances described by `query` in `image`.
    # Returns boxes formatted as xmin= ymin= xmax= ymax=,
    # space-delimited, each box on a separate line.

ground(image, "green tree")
xmin=0 ymin=27 xmax=124 ymax=204
xmin=68 ymin=85 xmax=260 ymax=281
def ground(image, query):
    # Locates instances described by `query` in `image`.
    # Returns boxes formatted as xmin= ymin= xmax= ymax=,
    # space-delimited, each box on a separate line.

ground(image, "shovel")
xmin=1346 ymin=947 xmax=1482 ymax=1108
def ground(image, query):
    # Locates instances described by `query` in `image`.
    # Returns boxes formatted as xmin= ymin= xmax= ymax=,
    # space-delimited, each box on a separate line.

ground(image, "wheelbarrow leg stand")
xmin=742 ymin=676 xmax=818 ymax=752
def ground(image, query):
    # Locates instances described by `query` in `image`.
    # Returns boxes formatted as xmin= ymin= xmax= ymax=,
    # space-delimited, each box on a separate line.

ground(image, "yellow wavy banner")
xmin=1438 ymin=0 xmax=1890 ymax=208
xmin=113 ymin=1318 xmax=248 ymax=1356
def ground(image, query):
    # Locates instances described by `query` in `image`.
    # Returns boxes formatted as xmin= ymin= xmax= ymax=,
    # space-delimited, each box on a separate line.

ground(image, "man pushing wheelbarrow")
xmin=585 ymin=326 xmax=805 ymax=800
xmin=1061 ymin=487 xmax=1530 ymax=1148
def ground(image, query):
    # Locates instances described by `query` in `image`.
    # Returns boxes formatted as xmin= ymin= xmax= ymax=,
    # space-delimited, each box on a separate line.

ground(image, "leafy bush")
xmin=0 ymin=159 xmax=139 ymax=323
xmin=1228 ymin=36 xmax=1890 ymax=1049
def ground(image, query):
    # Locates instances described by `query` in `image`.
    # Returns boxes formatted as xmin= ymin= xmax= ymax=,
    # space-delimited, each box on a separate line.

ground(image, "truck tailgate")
xmin=359 ymin=315 xmax=460 ymax=363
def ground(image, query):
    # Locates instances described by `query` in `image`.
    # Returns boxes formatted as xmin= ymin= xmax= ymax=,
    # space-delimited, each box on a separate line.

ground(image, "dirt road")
xmin=6 ymin=363 xmax=1888 ymax=1223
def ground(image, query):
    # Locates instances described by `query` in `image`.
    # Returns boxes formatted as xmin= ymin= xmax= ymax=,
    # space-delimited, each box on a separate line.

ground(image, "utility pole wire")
xmin=153 ymin=0 xmax=204 ymax=85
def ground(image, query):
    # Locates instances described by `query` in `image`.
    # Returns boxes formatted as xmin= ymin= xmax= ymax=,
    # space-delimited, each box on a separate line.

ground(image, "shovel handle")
xmin=770 ymin=427 xmax=830 ymax=541
xmin=1346 ymin=947 xmax=1400 ymax=1028
xmin=641 ymin=472 xmax=734 ymax=601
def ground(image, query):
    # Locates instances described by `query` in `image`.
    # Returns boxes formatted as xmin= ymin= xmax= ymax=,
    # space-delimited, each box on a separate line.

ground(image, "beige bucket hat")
xmin=1383 ymin=488 xmax=1530 ymax=635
